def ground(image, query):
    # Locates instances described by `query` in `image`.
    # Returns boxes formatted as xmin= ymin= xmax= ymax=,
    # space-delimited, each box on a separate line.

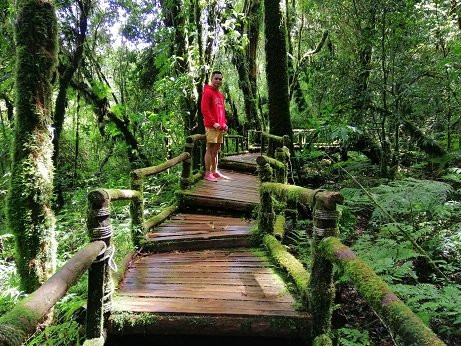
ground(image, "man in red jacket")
xmin=201 ymin=71 xmax=229 ymax=181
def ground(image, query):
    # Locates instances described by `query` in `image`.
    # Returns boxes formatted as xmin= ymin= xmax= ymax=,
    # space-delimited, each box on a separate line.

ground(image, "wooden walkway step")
xmin=144 ymin=213 xmax=253 ymax=252
xmin=220 ymin=153 xmax=259 ymax=173
xmin=110 ymin=249 xmax=311 ymax=337
xmin=180 ymin=170 xmax=259 ymax=212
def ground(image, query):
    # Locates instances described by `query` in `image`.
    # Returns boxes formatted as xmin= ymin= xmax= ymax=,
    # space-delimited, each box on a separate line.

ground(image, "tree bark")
xmin=6 ymin=0 xmax=58 ymax=293
xmin=264 ymin=0 xmax=294 ymax=152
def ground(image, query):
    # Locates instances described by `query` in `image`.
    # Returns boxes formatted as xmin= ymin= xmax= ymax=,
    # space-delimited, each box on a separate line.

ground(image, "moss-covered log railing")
xmin=319 ymin=237 xmax=445 ymax=345
xmin=0 ymin=240 xmax=106 ymax=346
xmin=257 ymin=179 xmax=446 ymax=344
xmin=257 ymin=146 xmax=290 ymax=184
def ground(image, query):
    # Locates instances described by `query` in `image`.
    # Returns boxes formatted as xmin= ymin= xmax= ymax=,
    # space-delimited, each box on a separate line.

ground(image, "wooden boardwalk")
xmin=111 ymin=157 xmax=310 ymax=339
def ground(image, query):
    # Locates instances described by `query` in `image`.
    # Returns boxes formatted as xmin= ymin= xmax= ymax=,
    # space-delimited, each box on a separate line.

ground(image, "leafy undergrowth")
xmin=0 ymin=169 xmax=180 ymax=345
xmin=281 ymin=152 xmax=461 ymax=345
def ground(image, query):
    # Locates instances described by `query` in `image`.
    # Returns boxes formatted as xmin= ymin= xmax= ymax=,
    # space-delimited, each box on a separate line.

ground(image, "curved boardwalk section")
xmin=110 ymin=249 xmax=310 ymax=337
xmin=111 ymin=156 xmax=310 ymax=339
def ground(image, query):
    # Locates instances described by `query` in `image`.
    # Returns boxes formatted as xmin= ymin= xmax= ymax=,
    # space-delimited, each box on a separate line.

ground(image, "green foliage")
xmin=370 ymin=178 xmax=453 ymax=223
xmin=336 ymin=327 xmax=370 ymax=346
xmin=392 ymin=283 xmax=461 ymax=339
xmin=351 ymin=235 xmax=419 ymax=284
xmin=27 ymin=321 xmax=83 ymax=346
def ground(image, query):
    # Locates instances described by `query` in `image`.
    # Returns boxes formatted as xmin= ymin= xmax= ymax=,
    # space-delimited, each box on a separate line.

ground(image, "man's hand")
xmin=213 ymin=123 xmax=221 ymax=129
xmin=222 ymin=124 xmax=228 ymax=132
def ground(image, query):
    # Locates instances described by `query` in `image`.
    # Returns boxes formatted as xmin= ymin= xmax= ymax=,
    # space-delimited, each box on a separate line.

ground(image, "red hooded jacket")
xmin=201 ymin=84 xmax=227 ymax=129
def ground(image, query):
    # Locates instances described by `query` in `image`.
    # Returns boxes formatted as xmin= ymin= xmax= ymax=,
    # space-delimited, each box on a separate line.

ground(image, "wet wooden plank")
xmin=115 ymin=249 xmax=301 ymax=320
xmin=112 ymin=296 xmax=300 ymax=316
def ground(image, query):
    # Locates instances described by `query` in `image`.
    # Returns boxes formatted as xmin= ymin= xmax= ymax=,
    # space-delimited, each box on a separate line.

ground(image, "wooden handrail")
xmin=260 ymin=182 xmax=343 ymax=208
xmin=132 ymin=152 xmax=190 ymax=179
xmin=257 ymin=155 xmax=285 ymax=170
xmin=0 ymin=241 xmax=106 ymax=346
xmin=186 ymin=134 xmax=207 ymax=143
xmin=319 ymin=237 xmax=446 ymax=345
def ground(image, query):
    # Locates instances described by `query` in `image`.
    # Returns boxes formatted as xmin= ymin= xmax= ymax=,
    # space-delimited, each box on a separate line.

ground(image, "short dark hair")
xmin=211 ymin=70 xmax=223 ymax=77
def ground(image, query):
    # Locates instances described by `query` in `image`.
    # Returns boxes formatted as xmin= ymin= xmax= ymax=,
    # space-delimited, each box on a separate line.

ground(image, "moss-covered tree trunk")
xmin=6 ymin=0 xmax=57 ymax=293
xmin=263 ymin=0 xmax=294 ymax=153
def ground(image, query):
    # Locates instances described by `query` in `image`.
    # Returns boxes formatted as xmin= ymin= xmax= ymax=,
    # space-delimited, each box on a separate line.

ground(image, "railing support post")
xmin=258 ymin=164 xmax=274 ymax=234
xmin=181 ymin=139 xmax=194 ymax=189
xmin=86 ymin=190 xmax=113 ymax=340
xmin=130 ymin=173 xmax=145 ymax=246
xmin=275 ymin=146 xmax=290 ymax=183
xmin=309 ymin=192 xmax=340 ymax=339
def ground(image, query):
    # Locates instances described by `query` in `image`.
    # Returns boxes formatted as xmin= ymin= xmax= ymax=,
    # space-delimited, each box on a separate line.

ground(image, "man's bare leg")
xmin=210 ymin=143 xmax=219 ymax=173
xmin=204 ymin=143 xmax=212 ymax=174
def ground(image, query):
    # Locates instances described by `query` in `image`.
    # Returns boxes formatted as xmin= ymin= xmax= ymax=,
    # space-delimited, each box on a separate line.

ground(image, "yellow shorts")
xmin=206 ymin=128 xmax=224 ymax=144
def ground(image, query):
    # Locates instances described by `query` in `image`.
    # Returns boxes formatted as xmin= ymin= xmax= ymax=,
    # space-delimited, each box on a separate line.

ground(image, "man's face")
xmin=211 ymin=73 xmax=223 ymax=89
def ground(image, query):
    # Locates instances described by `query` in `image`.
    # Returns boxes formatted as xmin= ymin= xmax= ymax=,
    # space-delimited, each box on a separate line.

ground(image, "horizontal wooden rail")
xmin=319 ymin=237 xmax=445 ymax=346
xmin=257 ymin=155 xmax=285 ymax=170
xmin=144 ymin=203 xmax=177 ymax=230
xmin=133 ymin=152 xmax=190 ymax=179
xmin=0 ymin=241 xmax=106 ymax=346
xmin=186 ymin=134 xmax=207 ymax=143
xmin=263 ymin=234 xmax=309 ymax=299
xmin=260 ymin=182 xmax=343 ymax=208
xmin=90 ymin=188 xmax=141 ymax=201
xmin=261 ymin=131 xmax=285 ymax=142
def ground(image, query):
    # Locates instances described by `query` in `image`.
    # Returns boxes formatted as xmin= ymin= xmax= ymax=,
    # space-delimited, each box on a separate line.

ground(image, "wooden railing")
xmin=256 ymin=160 xmax=446 ymax=345
xmin=0 ymin=134 xmax=210 ymax=345
xmin=247 ymin=130 xmax=291 ymax=154
xmin=0 ymin=241 xmax=106 ymax=346
xmin=222 ymin=134 xmax=248 ymax=155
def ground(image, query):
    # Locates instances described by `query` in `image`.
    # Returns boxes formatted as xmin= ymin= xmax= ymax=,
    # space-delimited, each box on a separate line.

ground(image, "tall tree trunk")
xmin=52 ymin=0 xmax=92 ymax=209
xmin=264 ymin=0 xmax=294 ymax=150
xmin=247 ymin=0 xmax=262 ymax=120
xmin=6 ymin=0 xmax=57 ymax=293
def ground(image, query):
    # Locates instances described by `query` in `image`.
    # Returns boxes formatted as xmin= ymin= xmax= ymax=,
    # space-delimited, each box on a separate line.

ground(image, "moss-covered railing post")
xmin=181 ymin=137 xmax=194 ymax=189
xmin=130 ymin=171 xmax=144 ymax=247
xmin=258 ymin=163 xmax=274 ymax=233
xmin=309 ymin=191 xmax=343 ymax=340
xmin=275 ymin=146 xmax=290 ymax=183
xmin=86 ymin=189 xmax=113 ymax=341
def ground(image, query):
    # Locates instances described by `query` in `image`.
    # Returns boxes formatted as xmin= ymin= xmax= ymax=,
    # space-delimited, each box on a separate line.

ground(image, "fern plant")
xmin=350 ymin=235 xmax=420 ymax=284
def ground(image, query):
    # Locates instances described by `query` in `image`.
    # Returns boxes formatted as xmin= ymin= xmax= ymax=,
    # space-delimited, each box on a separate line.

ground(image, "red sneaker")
xmin=213 ymin=171 xmax=230 ymax=180
xmin=204 ymin=173 xmax=218 ymax=182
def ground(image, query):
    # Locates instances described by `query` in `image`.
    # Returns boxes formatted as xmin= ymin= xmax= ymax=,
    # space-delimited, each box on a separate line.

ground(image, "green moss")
xmin=6 ymin=0 xmax=58 ymax=293
xmin=0 ymin=304 xmax=42 ymax=345
xmin=313 ymin=334 xmax=332 ymax=346
xmin=0 ymin=324 xmax=26 ymax=346
xmin=260 ymin=182 xmax=318 ymax=207
xmin=273 ymin=214 xmax=286 ymax=239
xmin=144 ymin=203 xmax=177 ymax=230
xmin=258 ymin=162 xmax=273 ymax=182
xmin=110 ymin=312 xmax=161 ymax=331
xmin=258 ymin=190 xmax=274 ymax=234
xmin=263 ymin=234 xmax=310 ymax=298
